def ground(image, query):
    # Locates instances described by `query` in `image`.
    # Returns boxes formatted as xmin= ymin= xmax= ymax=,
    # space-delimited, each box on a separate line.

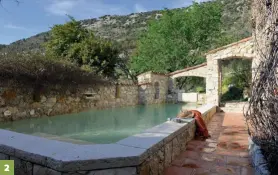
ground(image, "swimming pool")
xmin=0 ymin=103 xmax=199 ymax=144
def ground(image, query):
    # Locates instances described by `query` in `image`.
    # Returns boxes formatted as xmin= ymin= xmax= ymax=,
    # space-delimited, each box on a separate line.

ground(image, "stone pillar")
xmin=206 ymin=56 xmax=220 ymax=106
xmin=219 ymin=61 xmax=223 ymax=100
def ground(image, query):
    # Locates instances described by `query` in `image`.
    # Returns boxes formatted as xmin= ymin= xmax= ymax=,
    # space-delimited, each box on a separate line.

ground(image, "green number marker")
xmin=0 ymin=160 xmax=14 ymax=175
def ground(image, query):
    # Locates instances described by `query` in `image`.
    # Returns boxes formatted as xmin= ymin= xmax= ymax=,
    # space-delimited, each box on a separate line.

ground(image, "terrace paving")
xmin=164 ymin=112 xmax=255 ymax=175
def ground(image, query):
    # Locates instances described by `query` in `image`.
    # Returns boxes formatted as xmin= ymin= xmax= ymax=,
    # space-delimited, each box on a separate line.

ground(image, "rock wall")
xmin=0 ymin=73 xmax=170 ymax=122
xmin=0 ymin=83 xmax=139 ymax=122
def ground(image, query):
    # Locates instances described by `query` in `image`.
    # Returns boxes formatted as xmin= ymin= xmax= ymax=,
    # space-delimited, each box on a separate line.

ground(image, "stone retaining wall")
xmin=0 ymin=78 xmax=170 ymax=122
xmin=0 ymin=84 xmax=139 ymax=122
xmin=0 ymin=104 xmax=216 ymax=175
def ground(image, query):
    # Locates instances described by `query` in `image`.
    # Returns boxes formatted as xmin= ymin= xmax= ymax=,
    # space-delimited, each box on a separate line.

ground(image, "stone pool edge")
xmin=0 ymin=104 xmax=217 ymax=175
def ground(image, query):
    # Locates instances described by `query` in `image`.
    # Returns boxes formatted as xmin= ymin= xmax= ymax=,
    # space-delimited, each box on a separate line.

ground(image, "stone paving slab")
xmin=164 ymin=112 xmax=255 ymax=175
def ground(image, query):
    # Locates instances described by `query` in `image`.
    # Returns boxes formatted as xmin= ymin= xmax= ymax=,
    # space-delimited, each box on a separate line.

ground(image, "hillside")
xmin=0 ymin=0 xmax=251 ymax=54
xmin=0 ymin=44 xmax=6 ymax=50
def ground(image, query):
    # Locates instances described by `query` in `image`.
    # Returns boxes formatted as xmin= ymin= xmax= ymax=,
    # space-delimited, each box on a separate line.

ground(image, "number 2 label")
xmin=0 ymin=160 xmax=14 ymax=175
xmin=4 ymin=164 xmax=9 ymax=171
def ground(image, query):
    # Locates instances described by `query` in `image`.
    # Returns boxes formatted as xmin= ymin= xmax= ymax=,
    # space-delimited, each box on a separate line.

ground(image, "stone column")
xmin=206 ymin=56 xmax=220 ymax=106
xmin=169 ymin=77 xmax=178 ymax=103
xmin=219 ymin=60 xmax=223 ymax=100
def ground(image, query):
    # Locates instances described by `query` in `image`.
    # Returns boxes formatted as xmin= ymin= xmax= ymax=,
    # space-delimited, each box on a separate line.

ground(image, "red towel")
xmin=190 ymin=110 xmax=210 ymax=138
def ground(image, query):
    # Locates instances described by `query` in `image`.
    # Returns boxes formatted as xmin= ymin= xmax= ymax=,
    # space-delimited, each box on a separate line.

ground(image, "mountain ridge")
xmin=0 ymin=0 xmax=251 ymax=54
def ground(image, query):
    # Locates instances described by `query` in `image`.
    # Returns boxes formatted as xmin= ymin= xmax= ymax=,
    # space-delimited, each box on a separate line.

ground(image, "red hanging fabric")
xmin=190 ymin=110 xmax=210 ymax=138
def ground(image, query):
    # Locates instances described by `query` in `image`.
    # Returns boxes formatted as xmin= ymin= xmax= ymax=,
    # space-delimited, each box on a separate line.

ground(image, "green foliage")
xmin=131 ymin=1 xmax=224 ymax=74
xmin=221 ymin=59 xmax=252 ymax=93
xmin=45 ymin=16 xmax=88 ymax=59
xmin=176 ymin=77 xmax=206 ymax=92
xmin=221 ymin=86 xmax=244 ymax=102
xmin=196 ymin=86 xmax=205 ymax=93
xmin=221 ymin=59 xmax=252 ymax=101
xmin=45 ymin=17 xmax=122 ymax=78
xmin=0 ymin=44 xmax=6 ymax=50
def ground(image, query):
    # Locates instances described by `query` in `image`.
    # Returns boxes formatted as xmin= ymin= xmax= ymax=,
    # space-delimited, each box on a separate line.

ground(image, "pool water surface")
xmin=0 ymin=103 xmax=199 ymax=144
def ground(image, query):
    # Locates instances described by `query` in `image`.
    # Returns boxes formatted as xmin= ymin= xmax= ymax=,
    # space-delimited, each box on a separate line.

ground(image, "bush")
xmin=221 ymin=86 xmax=243 ymax=102
xmin=196 ymin=86 xmax=205 ymax=93
xmin=45 ymin=16 xmax=122 ymax=78
xmin=0 ymin=55 xmax=111 ymax=88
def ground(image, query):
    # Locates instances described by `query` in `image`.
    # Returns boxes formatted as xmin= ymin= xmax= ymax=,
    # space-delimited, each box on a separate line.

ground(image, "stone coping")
xmin=205 ymin=37 xmax=252 ymax=55
xmin=0 ymin=104 xmax=216 ymax=172
xmin=137 ymin=71 xmax=168 ymax=77
xmin=168 ymin=63 xmax=207 ymax=76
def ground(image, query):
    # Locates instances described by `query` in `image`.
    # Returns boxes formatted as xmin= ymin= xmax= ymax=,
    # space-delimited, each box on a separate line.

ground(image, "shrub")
xmin=44 ymin=16 xmax=122 ymax=78
xmin=196 ymin=86 xmax=205 ymax=93
xmin=0 ymin=55 xmax=111 ymax=88
xmin=221 ymin=86 xmax=243 ymax=102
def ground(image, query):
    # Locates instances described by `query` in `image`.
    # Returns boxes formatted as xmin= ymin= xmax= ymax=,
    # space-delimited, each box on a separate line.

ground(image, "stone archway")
xmin=169 ymin=64 xmax=207 ymax=103
xmin=206 ymin=37 xmax=255 ymax=105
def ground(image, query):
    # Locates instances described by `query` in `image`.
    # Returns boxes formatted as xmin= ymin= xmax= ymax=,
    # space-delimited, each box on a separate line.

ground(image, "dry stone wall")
xmin=136 ymin=105 xmax=216 ymax=175
xmin=0 ymin=83 xmax=139 ymax=122
xmin=0 ymin=72 xmax=170 ymax=122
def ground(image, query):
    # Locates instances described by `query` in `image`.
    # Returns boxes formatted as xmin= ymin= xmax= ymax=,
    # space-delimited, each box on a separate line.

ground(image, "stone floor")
xmin=164 ymin=112 xmax=255 ymax=175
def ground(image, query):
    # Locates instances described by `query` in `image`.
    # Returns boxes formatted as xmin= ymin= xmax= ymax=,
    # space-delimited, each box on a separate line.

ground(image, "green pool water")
xmin=0 ymin=103 xmax=199 ymax=144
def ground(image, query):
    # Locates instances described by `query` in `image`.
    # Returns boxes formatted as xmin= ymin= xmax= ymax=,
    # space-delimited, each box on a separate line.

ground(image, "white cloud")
xmin=172 ymin=0 xmax=209 ymax=8
xmin=4 ymin=24 xmax=28 ymax=31
xmin=45 ymin=0 xmax=130 ymax=19
xmin=134 ymin=3 xmax=147 ymax=13
xmin=45 ymin=0 xmax=77 ymax=16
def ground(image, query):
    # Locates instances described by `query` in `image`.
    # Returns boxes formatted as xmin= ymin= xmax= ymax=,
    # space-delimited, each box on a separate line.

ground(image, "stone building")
xmin=169 ymin=37 xmax=255 ymax=106
xmin=137 ymin=71 xmax=169 ymax=105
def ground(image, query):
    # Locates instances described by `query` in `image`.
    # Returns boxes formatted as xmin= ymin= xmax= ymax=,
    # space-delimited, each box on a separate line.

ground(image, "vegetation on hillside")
xmin=45 ymin=16 xmax=131 ymax=79
xmin=0 ymin=0 xmax=251 ymax=54
xmin=0 ymin=44 xmax=6 ymax=50
xmin=131 ymin=1 xmax=224 ymax=74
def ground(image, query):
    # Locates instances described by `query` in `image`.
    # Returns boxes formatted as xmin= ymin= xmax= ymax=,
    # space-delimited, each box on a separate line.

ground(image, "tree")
xmin=45 ymin=16 xmax=122 ymax=78
xmin=131 ymin=1 xmax=225 ymax=75
xmin=221 ymin=59 xmax=252 ymax=92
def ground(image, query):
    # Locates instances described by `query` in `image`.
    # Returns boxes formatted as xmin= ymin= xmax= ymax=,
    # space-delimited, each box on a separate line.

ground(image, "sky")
xmin=0 ymin=0 xmax=206 ymax=44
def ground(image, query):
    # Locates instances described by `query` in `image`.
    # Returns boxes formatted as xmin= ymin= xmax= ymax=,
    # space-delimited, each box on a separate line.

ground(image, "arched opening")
xmin=173 ymin=76 xmax=206 ymax=104
xmin=175 ymin=76 xmax=206 ymax=93
xmin=154 ymin=82 xmax=160 ymax=99
xmin=219 ymin=58 xmax=252 ymax=104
